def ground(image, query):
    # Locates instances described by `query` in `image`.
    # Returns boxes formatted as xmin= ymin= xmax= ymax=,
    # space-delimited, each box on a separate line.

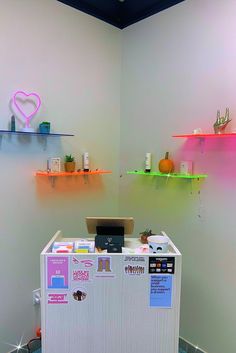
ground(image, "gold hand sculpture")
xmin=213 ymin=108 xmax=231 ymax=134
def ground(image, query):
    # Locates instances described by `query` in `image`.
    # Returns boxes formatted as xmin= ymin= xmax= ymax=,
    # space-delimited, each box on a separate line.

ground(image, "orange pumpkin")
xmin=158 ymin=152 xmax=174 ymax=173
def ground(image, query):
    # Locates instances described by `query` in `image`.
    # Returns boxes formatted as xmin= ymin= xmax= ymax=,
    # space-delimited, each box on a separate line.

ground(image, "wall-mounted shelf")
xmin=127 ymin=170 xmax=207 ymax=179
xmin=172 ymin=133 xmax=236 ymax=138
xmin=36 ymin=170 xmax=112 ymax=177
xmin=36 ymin=169 xmax=112 ymax=187
xmin=0 ymin=129 xmax=74 ymax=137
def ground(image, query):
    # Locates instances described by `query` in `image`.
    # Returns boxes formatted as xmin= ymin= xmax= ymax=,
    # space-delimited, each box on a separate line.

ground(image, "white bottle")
xmin=145 ymin=153 xmax=152 ymax=172
xmin=83 ymin=152 xmax=89 ymax=172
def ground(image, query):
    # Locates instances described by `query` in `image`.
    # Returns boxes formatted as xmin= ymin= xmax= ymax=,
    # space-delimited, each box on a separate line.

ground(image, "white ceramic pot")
xmin=147 ymin=235 xmax=169 ymax=253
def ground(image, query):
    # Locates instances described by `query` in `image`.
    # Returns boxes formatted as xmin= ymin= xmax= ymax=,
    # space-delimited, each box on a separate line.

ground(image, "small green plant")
xmin=41 ymin=121 xmax=50 ymax=125
xmin=140 ymin=228 xmax=153 ymax=237
xmin=65 ymin=154 xmax=74 ymax=162
xmin=140 ymin=228 xmax=155 ymax=244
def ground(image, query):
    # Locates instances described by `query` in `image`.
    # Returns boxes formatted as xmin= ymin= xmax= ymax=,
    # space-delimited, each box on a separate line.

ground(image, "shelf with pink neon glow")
xmin=172 ymin=132 xmax=236 ymax=138
xmin=35 ymin=170 xmax=112 ymax=177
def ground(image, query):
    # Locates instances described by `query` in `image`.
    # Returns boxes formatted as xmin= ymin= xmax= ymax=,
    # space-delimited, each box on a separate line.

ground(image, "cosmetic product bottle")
xmin=11 ymin=115 xmax=16 ymax=132
xmin=47 ymin=159 xmax=50 ymax=173
xmin=145 ymin=153 xmax=152 ymax=172
xmin=83 ymin=152 xmax=89 ymax=172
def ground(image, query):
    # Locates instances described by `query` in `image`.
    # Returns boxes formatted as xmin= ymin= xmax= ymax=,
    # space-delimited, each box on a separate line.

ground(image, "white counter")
xmin=41 ymin=230 xmax=182 ymax=353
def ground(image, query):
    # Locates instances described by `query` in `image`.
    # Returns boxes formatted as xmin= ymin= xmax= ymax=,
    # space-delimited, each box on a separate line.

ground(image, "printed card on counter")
xmin=74 ymin=240 xmax=95 ymax=253
xmin=52 ymin=242 xmax=74 ymax=253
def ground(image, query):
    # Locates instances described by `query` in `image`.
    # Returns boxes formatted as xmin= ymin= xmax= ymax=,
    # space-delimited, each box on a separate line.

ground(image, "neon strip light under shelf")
xmin=127 ymin=171 xmax=207 ymax=179
xmin=172 ymin=133 xmax=236 ymax=138
xmin=36 ymin=170 xmax=112 ymax=176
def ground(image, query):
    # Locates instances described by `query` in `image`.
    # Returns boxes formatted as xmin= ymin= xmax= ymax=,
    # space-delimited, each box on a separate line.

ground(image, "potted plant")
xmin=65 ymin=154 xmax=75 ymax=172
xmin=39 ymin=121 xmax=50 ymax=134
xmin=139 ymin=228 xmax=155 ymax=244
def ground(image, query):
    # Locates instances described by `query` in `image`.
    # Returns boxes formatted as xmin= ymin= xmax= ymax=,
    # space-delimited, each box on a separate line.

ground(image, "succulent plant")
xmin=65 ymin=154 xmax=74 ymax=162
xmin=140 ymin=228 xmax=154 ymax=244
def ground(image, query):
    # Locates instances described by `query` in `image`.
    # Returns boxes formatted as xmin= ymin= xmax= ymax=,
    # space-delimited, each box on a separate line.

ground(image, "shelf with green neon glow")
xmin=36 ymin=170 xmax=112 ymax=177
xmin=127 ymin=170 xmax=208 ymax=179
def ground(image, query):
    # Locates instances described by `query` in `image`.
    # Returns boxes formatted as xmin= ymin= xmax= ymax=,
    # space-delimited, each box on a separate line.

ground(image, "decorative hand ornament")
xmin=13 ymin=90 xmax=41 ymax=132
xmin=213 ymin=108 xmax=231 ymax=134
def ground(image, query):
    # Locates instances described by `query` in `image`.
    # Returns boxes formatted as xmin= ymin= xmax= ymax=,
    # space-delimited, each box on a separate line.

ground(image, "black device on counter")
xmin=86 ymin=217 xmax=134 ymax=253
xmin=95 ymin=226 xmax=124 ymax=252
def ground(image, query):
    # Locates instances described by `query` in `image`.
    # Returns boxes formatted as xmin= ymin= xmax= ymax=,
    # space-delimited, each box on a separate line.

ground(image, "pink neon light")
xmin=13 ymin=90 xmax=41 ymax=128
xmin=173 ymin=133 xmax=236 ymax=138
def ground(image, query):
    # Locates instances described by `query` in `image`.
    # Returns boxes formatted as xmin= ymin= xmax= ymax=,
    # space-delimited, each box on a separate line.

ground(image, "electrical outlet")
xmin=32 ymin=288 xmax=41 ymax=305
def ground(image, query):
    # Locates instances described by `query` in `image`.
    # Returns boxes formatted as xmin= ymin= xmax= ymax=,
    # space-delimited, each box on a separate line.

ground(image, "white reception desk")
xmin=41 ymin=230 xmax=181 ymax=353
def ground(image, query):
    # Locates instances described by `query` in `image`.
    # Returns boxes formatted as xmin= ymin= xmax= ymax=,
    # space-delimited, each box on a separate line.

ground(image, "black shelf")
xmin=0 ymin=129 xmax=74 ymax=137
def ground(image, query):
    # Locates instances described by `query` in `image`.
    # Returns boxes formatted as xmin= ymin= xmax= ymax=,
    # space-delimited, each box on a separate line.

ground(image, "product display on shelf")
xmin=40 ymin=218 xmax=182 ymax=353
xmin=158 ymin=151 xmax=174 ymax=173
xmin=145 ymin=152 xmax=152 ymax=172
xmin=213 ymin=108 xmax=231 ymax=134
xmin=39 ymin=121 xmax=51 ymax=134
xmin=180 ymin=161 xmax=193 ymax=175
xmin=64 ymin=154 xmax=76 ymax=172
xmin=83 ymin=152 xmax=89 ymax=172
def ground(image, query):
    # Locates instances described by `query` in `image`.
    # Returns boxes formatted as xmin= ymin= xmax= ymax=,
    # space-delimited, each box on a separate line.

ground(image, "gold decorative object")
xmin=213 ymin=108 xmax=231 ymax=134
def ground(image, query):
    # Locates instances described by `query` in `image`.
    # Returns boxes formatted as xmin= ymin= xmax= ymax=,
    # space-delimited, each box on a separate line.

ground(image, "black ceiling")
xmin=58 ymin=0 xmax=185 ymax=29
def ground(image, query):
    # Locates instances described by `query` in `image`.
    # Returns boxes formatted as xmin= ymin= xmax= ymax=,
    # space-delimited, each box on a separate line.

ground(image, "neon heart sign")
xmin=13 ymin=90 xmax=41 ymax=131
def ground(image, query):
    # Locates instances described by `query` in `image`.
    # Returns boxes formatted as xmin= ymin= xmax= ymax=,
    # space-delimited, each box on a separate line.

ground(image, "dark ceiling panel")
xmin=120 ymin=0 xmax=186 ymax=28
xmin=57 ymin=0 xmax=186 ymax=29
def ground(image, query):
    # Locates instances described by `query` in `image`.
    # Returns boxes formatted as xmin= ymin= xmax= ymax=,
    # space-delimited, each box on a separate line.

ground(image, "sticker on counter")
xmin=72 ymin=269 xmax=91 ymax=282
xmin=95 ymin=256 xmax=115 ymax=278
xmin=124 ymin=256 xmax=145 ymax=262
xmin=72 ymin=287 xmax=87 ymax=301
xmin=48 ymin=293 xmax=68 ymax=304
xmin=47 ymin=257 xmax=69 ymax=289
xmin=72 ymin=257 xmax=94 ymax=268
xmin=149 ymin=257 xmax=175 ymax=274
xmin=124 ymin=264 xmax=145 ymax=275
xmin=150 ymin=275 xmax=172 ymax=308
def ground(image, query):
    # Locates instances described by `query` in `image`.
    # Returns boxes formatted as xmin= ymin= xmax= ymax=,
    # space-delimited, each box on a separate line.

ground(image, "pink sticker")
xmin=48 ymin=293 xmax=68 ymax=304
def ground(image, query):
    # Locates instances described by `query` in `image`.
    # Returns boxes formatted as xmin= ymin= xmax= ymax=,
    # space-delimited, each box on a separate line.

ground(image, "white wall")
xmin=0 ymin=1 xmax=121 ymax=352
xmin=2 ymin=1 xmax=236 ymax=352
xmin=120 ymin=1 xmax=236 ymax=353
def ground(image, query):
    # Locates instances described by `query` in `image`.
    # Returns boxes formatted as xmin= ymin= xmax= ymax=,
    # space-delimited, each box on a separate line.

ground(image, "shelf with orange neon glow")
xmin=172 ymin=132 xmax=236 ymax=138
xmin=35 ymin=170 xmax=112 ymax=177
xmin=127 ymin=170 xmax=207 ymax=179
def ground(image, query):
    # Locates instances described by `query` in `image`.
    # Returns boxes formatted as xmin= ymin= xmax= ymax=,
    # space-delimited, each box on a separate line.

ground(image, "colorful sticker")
xmin=124 ymin=256 xmax=145 ymax=262
xmin=72 ymin=287 xmax=87 ymax=301
xmin=150 ymin=275 xmax=172 ymax=308
xmin=124 ymin=264 xmax=145 ymax=275
xmin=47 ymin=257 xmax=69 ymax=289
xmin=95 ymin=256 xmax=115 ymax=278
xmin=72 ymin=257 xmax=94 ymax=268
xmin=72 ymin=269 xmax=91 ymax=282
xmin=48 ymin=293 xmax=68 ymax=304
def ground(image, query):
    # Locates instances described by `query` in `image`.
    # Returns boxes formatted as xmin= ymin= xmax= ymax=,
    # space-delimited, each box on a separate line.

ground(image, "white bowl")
xmin=147 ymin=235 xmax=169 ymax=253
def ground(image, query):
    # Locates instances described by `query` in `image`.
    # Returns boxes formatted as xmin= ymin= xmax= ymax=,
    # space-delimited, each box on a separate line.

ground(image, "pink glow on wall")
xmin=13 ymin=90 xmax=41 ymax=128
xmin=174 ymin=136 xmax=236 ymax=188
